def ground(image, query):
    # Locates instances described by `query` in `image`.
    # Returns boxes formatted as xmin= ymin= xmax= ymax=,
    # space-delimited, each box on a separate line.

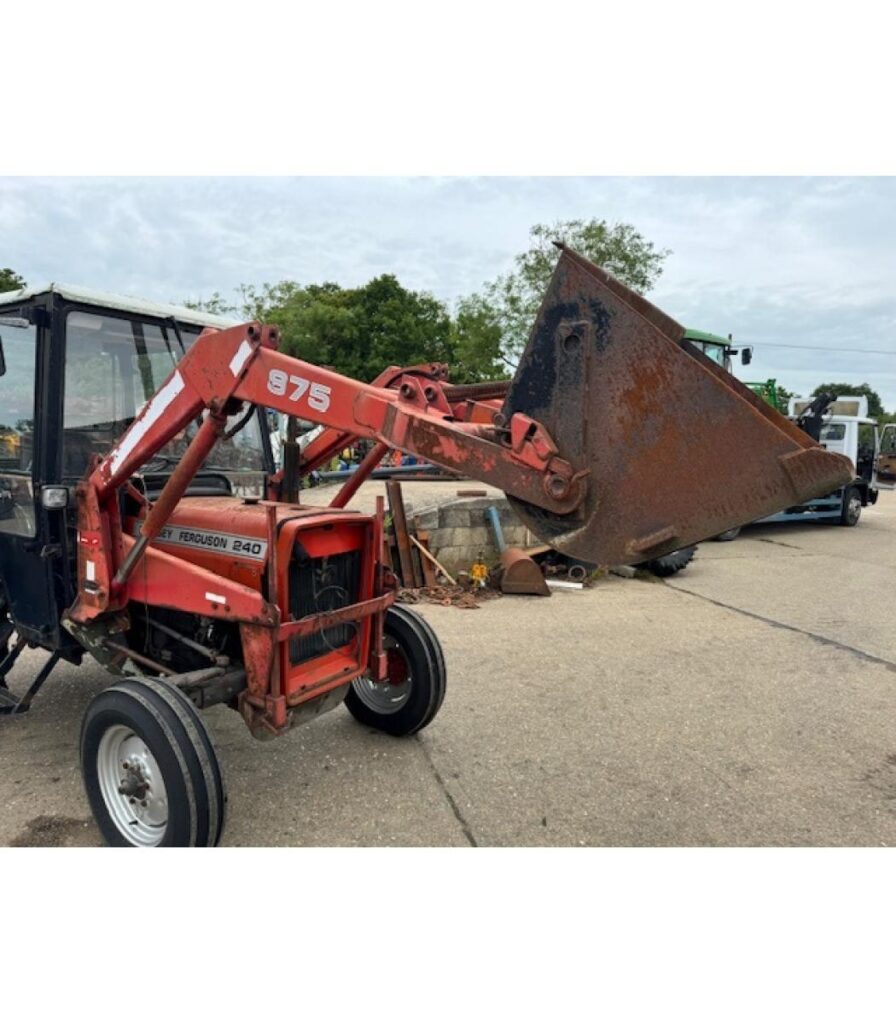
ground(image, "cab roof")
xmin=0 ymin=282 xmax=237 ymax=330
xmin=683 ymin=328 xmax=730 ymax=347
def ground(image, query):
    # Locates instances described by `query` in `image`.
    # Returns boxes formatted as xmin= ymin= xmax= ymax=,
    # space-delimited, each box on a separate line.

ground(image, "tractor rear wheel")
xmin=839 ymin=486 xmax=862 ymax=526
xmin=81 ymin=677 xmax=226 ymax=847
xmin=713 ymin=527 xmax=741 ymax=542
xmin=345 ymin=604 xmax=446 ymax=737
xmin=639 ymin=545 xmax=697 ymax=577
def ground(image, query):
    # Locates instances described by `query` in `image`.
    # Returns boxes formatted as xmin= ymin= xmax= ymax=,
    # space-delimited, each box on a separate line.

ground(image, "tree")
xmin=238 ymin=275 xmax=453 ymax=384
xmin=449 ymin=294 xmax=506 ymax=382
xmin=774 ymin=382 xmax=795 ymax=410
xmin=478 ymin=219 xmax=671 ymax=365
xmin=0 ymin=268 xmax=25 ymax=292
xmin=811 ymin=382 xmax=884 ymax=419
xmin=182 ymin=291 xmax=238 ymax=316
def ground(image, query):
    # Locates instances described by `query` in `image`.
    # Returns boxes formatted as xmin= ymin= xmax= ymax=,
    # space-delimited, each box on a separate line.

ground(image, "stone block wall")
xmin=401 ymin=495 xmax=534 ymax=576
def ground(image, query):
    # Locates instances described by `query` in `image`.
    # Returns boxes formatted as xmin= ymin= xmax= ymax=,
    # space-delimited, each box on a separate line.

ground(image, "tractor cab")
xmin=0 ymin=283 xmax=273 ymax=650
xmin=682 ymin=328 xmax=752 ymax=373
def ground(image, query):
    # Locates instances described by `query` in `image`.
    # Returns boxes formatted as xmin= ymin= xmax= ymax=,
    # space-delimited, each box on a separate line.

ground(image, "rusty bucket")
xmin=485 ymin=505 xmax=550 ymax=596
xmin=502 ymin=245 xmax=854 ymax=566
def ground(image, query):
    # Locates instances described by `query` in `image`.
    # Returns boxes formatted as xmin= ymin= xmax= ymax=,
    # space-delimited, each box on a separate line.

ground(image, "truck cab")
xmin=757 ymin=395 xmax=892 ymax=527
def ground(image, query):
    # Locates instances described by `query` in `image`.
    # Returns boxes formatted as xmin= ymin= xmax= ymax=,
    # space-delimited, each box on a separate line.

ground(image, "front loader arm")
xmin=72 ymin=320 xmax=583 ymax=623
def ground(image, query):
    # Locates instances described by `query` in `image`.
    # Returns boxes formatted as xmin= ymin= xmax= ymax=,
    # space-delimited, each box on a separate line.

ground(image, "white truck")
xmin=757 ymin=395 xmax=894 ymax=527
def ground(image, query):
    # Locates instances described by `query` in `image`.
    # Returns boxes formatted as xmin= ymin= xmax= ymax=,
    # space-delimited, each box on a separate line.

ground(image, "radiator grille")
xmin=289 ymin=544 xmax=362 ymax=665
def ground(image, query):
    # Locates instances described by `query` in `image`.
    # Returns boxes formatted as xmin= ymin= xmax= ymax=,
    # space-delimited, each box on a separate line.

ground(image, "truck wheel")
xmin=81 ymin=677 xmax=226 ymax=847
xmin=713 ymin=527 xmax=741 ymax=542
xmin=345 ymin=604 xmax=446 ymax=736
xmin=840 ymin=486 xmax=861 ymax=526
xmin=639 ymin=546 xmax=697 ymax=577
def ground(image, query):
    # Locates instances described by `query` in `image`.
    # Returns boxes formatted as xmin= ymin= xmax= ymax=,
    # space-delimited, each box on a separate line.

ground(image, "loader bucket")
xmin=503 ymin=245 xmax=854 ymax=567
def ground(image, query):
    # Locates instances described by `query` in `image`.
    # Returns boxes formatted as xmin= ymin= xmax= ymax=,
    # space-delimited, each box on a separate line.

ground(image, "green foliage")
xmin=449 ymin=294 xmax=507 ymax=381
xmin=238 ymin=276 xmax=453 ymax=384
xmin=811 ymin=382 xmax=885 ymax=418
xmin=182 ymin=291 xmax=238 ymax=316
xmin=774 ymin=382 xmax=795 ymax=410
xmin=480 ymin=219 xmax=670 ymax=363
xmin=352 ymin=275 xmax=453 ymax=380
xmin=0 ymin=268 xmax=26 ymax=293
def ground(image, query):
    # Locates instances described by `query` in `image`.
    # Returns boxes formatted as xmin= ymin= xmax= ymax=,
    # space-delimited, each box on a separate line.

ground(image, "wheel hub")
xmin=118 ymin=758 xmax=151 ymax=801
xmin=351 ymin=637 xmax=412 ymax=714
xmin=97 ymin=725 xmax=169 ymax=845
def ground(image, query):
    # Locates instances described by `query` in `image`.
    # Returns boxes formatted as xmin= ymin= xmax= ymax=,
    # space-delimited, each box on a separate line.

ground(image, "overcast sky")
xmin=2 ymin=176 xmax=894 ymax=408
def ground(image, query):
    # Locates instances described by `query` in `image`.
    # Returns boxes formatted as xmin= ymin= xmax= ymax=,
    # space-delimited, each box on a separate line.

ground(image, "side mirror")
xmin=741 ymin=348 xmax=753 ymax=366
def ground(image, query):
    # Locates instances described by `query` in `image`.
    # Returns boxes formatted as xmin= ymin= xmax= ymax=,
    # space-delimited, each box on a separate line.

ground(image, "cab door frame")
xmin=875 ymin=422 xmax=896 ymax=490
xmin=0 ymin=292 xmax=78 ymax=651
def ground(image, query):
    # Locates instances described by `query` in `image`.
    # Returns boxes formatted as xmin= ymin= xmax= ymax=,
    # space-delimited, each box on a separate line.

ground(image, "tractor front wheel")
xmin=345 ymin=605 xmax=446 ymax=736
xmin=81 ymin=677 xmax=226 ymax=847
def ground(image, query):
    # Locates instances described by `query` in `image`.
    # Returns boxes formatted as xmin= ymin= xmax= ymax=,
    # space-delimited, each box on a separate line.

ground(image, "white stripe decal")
xmin=205 ymin=592 xmax=226 ymax=605
xmin=229 ymin=339 xmax=253 ymax=377
xmin=110 ymin=371 xmax=186 ymax=475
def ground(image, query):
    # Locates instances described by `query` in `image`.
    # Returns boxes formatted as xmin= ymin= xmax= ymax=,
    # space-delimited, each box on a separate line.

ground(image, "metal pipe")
xmin=113 ymin=411 xmax=227 ymax=588
xmin=102 ymin=641 xmax=173 ymax=677
xmin=143 ymin=617 xmax=228 ymax=665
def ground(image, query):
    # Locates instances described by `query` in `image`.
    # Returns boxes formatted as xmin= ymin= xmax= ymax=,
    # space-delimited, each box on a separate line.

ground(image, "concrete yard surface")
xmin=1 ymin=491 xmax=894 ymax=847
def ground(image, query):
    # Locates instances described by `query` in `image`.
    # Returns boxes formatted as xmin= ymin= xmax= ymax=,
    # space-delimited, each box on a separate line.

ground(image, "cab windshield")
xmin=63 ymin=310 xmax=268 ymax=489
xmin=688 ymin=340 xmax=728 ymax=368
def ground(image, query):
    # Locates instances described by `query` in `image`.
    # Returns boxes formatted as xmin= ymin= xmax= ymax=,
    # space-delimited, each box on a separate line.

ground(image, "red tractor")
xmin=0 ymin=248 xmax=851 ymax=845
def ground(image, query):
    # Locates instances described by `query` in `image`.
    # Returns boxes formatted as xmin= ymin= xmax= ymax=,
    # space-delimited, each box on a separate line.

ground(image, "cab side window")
xmin=0 ymin=316 xmax=37 ymax=536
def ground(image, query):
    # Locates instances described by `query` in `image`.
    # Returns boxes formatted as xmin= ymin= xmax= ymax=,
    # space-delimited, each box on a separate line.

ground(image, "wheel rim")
xmin=848 ymin=495 xmax=861 ymax=522
xmin=351 ymin=638 xmax=412 ymax=714
xmin=96 ymin=724 xmax=168 ymax=846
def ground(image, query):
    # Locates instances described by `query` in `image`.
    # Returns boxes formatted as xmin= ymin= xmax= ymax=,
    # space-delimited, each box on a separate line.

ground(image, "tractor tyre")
xmin=839 ymin=486 xmax=862 ymax=526
xmin=81 ymin=677 xmax=226 ymax=847
xmin=345 ymin=604 xmax=446 ymax=737
xmin=713 ymin=527 xmax=741 ymax=542
xmin=640 ymin=545 xmax=697 ymax=577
